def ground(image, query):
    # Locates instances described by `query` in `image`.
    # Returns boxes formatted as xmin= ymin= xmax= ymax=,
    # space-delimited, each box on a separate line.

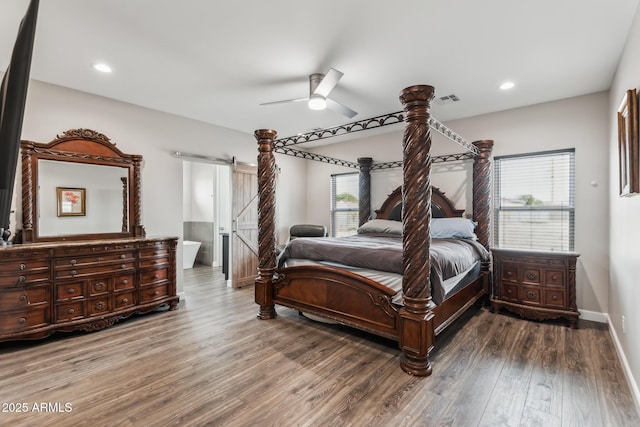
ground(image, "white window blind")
xmin=494 ymin=149 xmax=575 ymax=251
xmin=330 ymin=173 xmax=359 ymax=237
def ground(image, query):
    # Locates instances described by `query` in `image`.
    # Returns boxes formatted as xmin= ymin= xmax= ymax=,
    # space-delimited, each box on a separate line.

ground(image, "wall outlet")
xmin=622 ymin=315 xmax=626 ymax=334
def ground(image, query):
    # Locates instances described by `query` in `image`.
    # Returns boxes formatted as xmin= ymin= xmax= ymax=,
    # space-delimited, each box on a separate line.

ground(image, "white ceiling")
xmin=2 ymin=0 xmax=639 ymax=141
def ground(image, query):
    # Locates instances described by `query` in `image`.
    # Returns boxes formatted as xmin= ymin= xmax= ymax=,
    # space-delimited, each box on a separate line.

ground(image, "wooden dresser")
xmin=0 ymin=237 xmax=178 ymax=342
xmin=490 ymin=248 xmax=580 ymax=328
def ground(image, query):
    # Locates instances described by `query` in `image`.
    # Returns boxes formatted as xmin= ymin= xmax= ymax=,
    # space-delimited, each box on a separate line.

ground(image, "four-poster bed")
xmin=254 ymin=85 xmax=493 ymax=376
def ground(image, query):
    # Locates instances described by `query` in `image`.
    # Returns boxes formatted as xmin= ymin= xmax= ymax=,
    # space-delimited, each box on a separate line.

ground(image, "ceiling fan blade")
xmin=313 ymin=68 xmax=343 ymax=98
xmin=259 ymin=97 xmax=308 ymax=106
xmin=326 ymin=98 xmax=357 ymax=119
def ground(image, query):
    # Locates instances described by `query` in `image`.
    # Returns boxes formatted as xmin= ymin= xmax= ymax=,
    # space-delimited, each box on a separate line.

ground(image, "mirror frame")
xmin=20 ymin=129 xmax=145 ymax=243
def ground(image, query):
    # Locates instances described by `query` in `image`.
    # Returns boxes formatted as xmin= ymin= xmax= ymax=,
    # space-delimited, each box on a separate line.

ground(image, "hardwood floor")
xmin=1 ymin=265 xmax=638 ymax=426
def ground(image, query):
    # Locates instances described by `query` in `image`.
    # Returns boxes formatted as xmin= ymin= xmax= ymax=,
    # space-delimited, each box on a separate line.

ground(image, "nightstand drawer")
xmin=545 ymin=270 xmax=565 ymax=287
xmin=501 ymin=263 xmax=518 ymax=283
xmin=519 ymin=286 xmax=541 ymax=305
xmin=501 ymin=283 xmax=519 ymax=302
xmin=544 ymin=289 xmax=566 ymax=308
xmin=521 ymin=268 xmax=541 ymax=285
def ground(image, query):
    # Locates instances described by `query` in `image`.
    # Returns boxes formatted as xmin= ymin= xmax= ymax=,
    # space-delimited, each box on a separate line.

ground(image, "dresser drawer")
xmin=114 ymin=274 xmax=134 ymax=290
xmin=54 ymin=244 xmax=135 ymax=257
xmin=55 ymin=301 xmax=84 ymax=322
xmin=87 ymin=297 xmax=111 ymax=317
xmin=0 ymin=258 xmax=50 ymax=273
xmin=0 ymin=286 xmax=49 ymax=310
xmin=55 ymin=252 xmax=135 ymax=267
xmin=140 ymin=268 xmax=168 ymax=285
xmin=55 ymin=262 xmax=135 ymax=279
xmin=139 ymin=242 xmax=171 ymax=258
xmin=56 ymin=282 xmax=85 ymax=300
xmin=140 ymin=283 xmax=169 ymax=303
xmin=114 ymin=291 xmax=135 ymax=309
xmin=0 ymin=307 xmax=49 ymax=333
xmin=0 ymin=270 xmax=50 ymax=287
xmin=140 ymin=256 xmax=170 ymax=268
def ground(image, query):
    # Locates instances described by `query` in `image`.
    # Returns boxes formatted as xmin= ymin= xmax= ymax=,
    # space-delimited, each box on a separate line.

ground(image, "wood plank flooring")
xmin=1 ymin=265 xmax=638 ymax=426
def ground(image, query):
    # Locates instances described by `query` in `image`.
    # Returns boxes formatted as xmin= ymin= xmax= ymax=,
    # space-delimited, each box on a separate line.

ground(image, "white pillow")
xmin=357 ymin=219 xmax=403 ymax=235
xmin=431 ymin=217 xmax=477 ymax=239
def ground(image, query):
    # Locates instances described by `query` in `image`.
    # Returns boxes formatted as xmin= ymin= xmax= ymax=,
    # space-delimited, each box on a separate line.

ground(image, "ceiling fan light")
xmin=308 ymin=95 xmax=327 ymax=110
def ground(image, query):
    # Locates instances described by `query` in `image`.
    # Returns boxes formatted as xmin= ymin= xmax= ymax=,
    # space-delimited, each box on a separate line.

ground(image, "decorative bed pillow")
xmin=431 ymin=217 xmax=477 ymax=239
xmin=357 ymin=219 xmax=403 ymax=235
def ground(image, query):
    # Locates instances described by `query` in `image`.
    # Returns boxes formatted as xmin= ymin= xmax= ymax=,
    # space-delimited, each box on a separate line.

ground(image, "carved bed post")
xmin=472 ymin=140 xmax=494 ymax=295
xmin=255 ymin=129 xmax=278 ymax=320
xmin=398 ymin=85 xmax=435 ymax=376
xmin=357 ymin=157 xmax=373 ymax=226
xmin=472 ymin=140 xmax=493 ymax=250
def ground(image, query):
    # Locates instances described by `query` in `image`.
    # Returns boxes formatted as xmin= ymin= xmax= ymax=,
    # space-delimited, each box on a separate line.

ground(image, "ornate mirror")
xmin=20 ymin=129 xmax=145 ymax=243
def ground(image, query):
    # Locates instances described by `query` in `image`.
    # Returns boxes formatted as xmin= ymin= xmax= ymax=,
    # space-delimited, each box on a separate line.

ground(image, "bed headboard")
xmin=375 ymin=186 xmax=464 ymax=220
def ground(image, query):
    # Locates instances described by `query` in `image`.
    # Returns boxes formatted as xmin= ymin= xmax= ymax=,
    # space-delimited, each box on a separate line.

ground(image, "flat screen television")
xmin=0 ymin=0 xmax=39 ymax=242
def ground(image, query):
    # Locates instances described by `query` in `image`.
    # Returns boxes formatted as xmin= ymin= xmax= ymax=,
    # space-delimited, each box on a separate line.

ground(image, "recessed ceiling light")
xmin=93 ymin=63 xmax=112 ymax=73
xmin=499 ymin=81 xmax=515 ymax=90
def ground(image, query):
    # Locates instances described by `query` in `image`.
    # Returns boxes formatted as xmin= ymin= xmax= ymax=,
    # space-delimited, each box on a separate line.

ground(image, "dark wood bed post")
xmin=255 ymin=129 xmax=278 ymax=320
xmin=358 ymin=157 xmax=373 ymax=226
xmin=472 ymin=140 xmax=494 ymax=294
xmin=398 ymin=85 xmax=436 ymax=376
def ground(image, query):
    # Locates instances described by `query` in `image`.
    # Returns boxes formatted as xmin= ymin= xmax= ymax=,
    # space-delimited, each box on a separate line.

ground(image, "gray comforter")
xmin=278 ymin=233 xmax=489 ymax=282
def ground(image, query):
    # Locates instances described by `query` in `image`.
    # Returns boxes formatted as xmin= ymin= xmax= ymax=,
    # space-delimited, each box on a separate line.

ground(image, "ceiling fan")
xmin=260 ymin=68 xmax=358 ymax=119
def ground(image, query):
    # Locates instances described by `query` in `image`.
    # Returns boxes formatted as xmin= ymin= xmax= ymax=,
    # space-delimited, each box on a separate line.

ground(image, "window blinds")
xmin=330 ymin=173 xmax=359 ymax=237
xmin=494 ymin=149 xmax=575 ymax=251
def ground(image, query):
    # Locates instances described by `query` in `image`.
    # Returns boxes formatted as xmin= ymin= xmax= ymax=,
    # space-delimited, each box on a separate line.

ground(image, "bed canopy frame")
xmin=254 ymin=85 xmax=493 ymax=376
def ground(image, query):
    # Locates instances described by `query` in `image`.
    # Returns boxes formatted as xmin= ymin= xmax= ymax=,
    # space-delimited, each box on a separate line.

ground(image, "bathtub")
xmin=183 ymin=240 xmax=202 ymax=269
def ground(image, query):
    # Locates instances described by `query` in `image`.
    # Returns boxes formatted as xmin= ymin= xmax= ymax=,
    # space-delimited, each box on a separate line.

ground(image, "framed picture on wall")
xmin=617 ymin=89 xmax=639 ymax=196
xmin=57 ymin=187 xmax=86 ymax=216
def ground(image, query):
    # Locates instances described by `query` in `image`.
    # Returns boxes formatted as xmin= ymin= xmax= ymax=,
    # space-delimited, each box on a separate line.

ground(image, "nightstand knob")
xmin=19 ymin=263 xmax=26 ymax=270
xmin=552 ymin=275 xmax=558 ymax=280
xmin=506 ymin=271 xmax=512 ymax=276
xmin=122 ymin=279 xmax=129 ymax=285
xmin=68 ymin=288 xmax=75 ymax=294
xmin=552 ymin=295 xmax=558 ymax=301
xmin=122 ymin=298 xmax=129 ymax=304
xmin=67 ymin=309 xmax=75 ymax=315
xmin=506 ymin=289 xmax=512 ymax=295
xmin=19 ymin=295 xmax=27 ymax=301
xmin=18 ymin=317 xmax=26 ymax=324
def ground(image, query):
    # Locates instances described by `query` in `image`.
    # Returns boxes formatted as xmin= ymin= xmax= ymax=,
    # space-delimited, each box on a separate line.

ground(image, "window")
xmin=330 ymin=173 xmax=359 ymax=237
xmin=494 ymin=149 xmax=575 ymax=251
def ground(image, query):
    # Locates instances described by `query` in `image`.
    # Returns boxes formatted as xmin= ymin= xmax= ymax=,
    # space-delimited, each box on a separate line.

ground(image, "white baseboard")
xmin=579 ymin=309 xmax=608 ymax=323
xmin=606 ymin=313 xmax=640 ymax=415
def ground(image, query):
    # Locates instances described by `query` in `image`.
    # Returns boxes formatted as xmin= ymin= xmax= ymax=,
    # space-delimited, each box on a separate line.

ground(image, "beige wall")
xmin=609 ymin=1 xmax=640 ymax=406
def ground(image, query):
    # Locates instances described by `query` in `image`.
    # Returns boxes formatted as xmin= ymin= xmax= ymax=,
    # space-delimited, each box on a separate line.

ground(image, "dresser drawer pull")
xmin=68 ymin=288 xmax=76 ymax=294
xmin=153 ymin=274 xmax=159 ymax=279
xmin=122 ymin=298 xmax=129 ymax=304
xmin=95 ymin=282 xmax=106 ymax=291
xmin=122 ymin=279 xmax=129 ymax=285
xmin=154 ymin=291 xmax=160 ymax=296
xmin=18 ymin=275 xmax=26 ymax=283
xmin=552 ymin=295 xmax=558 ymax=301
xmin=67 ymin=309 xmax=75 ymax=315
xmin=19 ymin=263 xmax=26 ymax=271
xmin=121 ymin=264 xmax=126 ymax=269
xmin=526 ymin=273 xmax=537 ymax=281
xmin=18 ymin=317 xmax=26 ymax=324
xmin=19 ymin=295 xmax=27 ymax=301
xmin=120 ymin=254 xmax=126 ymax=259
xmin=70 ymin=270 xmax=77 ymax=277
xmin=70 ymin=259 xmax=77 ymax=265
xmin=97 ymin=257 xmax=104 ymax=262
xmin=526 ymin=291 xmax=536 ymax=300
xmin=506 ymin=271 xmax=512 ymax=276
xmin=506 ymin=289 xmax=512 ymax=295
xmin=552 ymin=275 xmax=558 ymax=281
xmin=94 ymin=301 xmax=105 ymax=310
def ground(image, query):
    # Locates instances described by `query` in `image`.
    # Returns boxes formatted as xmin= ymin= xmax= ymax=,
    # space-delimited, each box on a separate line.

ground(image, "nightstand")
xmin=490 ymin=248 xmax=580 ymax=328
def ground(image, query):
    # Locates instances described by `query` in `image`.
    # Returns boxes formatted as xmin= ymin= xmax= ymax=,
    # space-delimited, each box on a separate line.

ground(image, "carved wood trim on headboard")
xmin=375 ymin=186 xmax=464 ymax=220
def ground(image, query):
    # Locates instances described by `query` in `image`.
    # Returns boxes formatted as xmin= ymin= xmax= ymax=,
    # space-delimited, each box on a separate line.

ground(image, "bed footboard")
xmin=273 ymin=266 xmax=400 ymax=340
